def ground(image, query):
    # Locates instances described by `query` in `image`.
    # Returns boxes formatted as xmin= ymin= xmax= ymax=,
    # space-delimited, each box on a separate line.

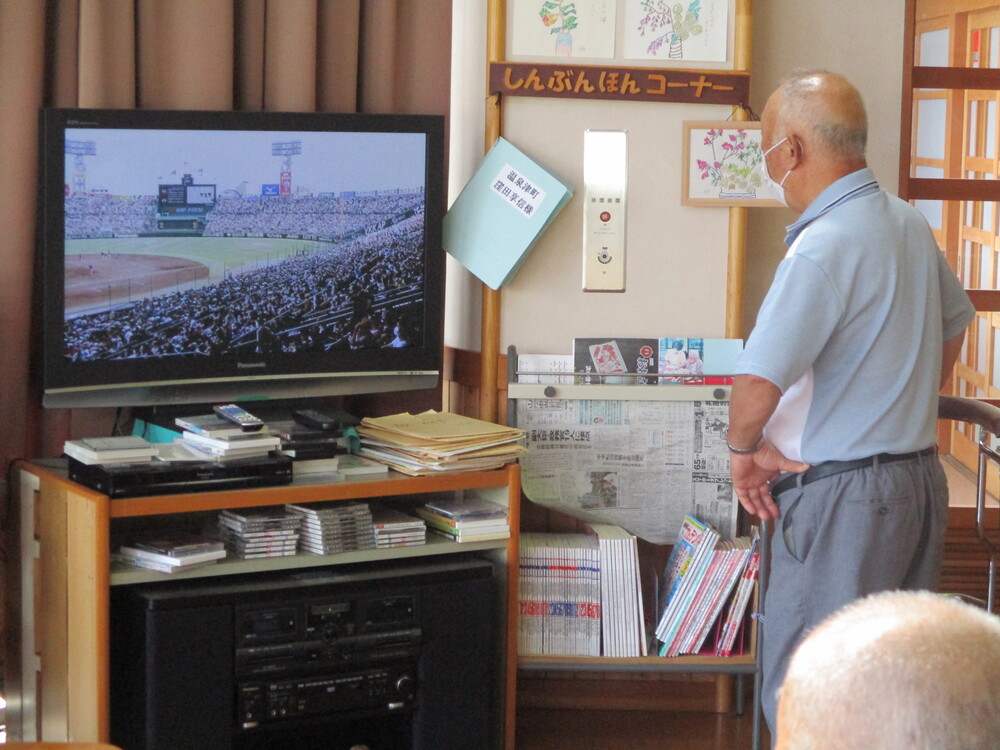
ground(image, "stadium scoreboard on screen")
xmin=157 ymin=183 xmax=217 ymax=214
xmin=155 ymin=174 xmax=216 ymax=234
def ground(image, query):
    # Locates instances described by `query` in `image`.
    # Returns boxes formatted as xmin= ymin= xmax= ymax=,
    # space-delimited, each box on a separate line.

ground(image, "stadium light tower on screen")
xmin=272 ymin=140 xmax=302 ymax=197
xmin=66 ymin=139 xmax=97 ymax=195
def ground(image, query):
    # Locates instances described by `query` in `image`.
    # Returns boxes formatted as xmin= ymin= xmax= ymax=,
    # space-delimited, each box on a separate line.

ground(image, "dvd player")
xmin=68 ymin=455 xmax=293 ymax=498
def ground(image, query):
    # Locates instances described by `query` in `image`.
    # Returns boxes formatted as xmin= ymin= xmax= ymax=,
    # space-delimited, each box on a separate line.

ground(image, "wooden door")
xmin=903 ymin=1 xmax=1000 ymax=494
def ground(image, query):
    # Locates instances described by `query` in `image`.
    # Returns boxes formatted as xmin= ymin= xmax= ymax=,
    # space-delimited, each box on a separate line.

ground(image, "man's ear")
xmin=786 ymin=135 xmax=805 ymax=167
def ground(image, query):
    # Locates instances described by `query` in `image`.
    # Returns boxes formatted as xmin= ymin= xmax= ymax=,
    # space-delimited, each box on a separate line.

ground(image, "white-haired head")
xmin=776 ymin=590 xmax=1000 ymax=750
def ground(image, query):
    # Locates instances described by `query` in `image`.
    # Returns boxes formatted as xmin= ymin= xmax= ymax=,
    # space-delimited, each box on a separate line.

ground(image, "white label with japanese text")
xmin=492 ymin=163 xmax=546 ymax=218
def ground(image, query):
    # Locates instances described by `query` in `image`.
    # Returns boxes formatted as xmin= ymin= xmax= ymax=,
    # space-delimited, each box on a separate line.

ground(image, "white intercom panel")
xmin=582 ymin=129 xmax=627 ymax=292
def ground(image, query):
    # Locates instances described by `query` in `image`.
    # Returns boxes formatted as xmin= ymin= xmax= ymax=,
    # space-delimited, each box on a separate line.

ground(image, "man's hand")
xmin=731 ymin=440 xmax=809 ymax=522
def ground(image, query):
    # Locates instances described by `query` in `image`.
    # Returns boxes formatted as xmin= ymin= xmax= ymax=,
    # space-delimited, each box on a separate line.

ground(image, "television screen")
xmin=38 ymin=108 xmax=445 ymax=408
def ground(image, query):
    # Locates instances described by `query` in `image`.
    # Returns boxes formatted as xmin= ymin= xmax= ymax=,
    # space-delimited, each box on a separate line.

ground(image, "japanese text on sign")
xmin=489 ymin=62 xmax=749 ymax=107
xmin=493 ymin=163 xmax=547 ymax=218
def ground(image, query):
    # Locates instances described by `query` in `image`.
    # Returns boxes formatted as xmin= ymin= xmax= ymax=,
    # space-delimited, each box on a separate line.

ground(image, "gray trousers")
xmin=761 ymin=452 xmax=949 ymax=743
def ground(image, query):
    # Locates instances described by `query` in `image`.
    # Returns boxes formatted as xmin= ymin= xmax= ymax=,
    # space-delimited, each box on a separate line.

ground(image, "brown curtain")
xmin=0 ymin=0 xmax=451 ymax=648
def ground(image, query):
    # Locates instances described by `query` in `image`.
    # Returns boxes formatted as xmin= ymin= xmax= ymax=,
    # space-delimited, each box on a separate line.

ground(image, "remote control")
xmin=293 ymin=409 xmax=341 ymax=432
xmin=213 ymin=403 xmax=265 ymax=432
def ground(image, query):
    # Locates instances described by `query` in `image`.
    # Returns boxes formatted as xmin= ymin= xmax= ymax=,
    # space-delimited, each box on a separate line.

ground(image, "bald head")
xmin=768 ymin=70 xmax=868 ymax=164
xmin=776 ymin=591 xmax=1000 ymax=750
xmin=759 ymin=71 xmax=869 ymax=213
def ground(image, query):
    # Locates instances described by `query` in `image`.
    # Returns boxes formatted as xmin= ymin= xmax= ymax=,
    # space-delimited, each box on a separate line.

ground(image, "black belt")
xmin=769 ymin=445 xmax=937 ymax=497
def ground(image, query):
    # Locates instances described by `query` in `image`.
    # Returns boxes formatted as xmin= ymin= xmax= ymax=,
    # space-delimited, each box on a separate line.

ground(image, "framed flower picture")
xmin=681 ymin=121 xmax=783 ymax=207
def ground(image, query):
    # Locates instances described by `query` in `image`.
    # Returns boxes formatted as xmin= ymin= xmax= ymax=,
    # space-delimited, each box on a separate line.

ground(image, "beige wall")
xmin=499 ymin=95 xmax=734 ymax=352
xmin=445 ymin=0 xmax=906 ymax=356
xmin=446 ymin=0 xmax=488 ymax=351
xmin=744 ymin=0 xmax=905 ymax=331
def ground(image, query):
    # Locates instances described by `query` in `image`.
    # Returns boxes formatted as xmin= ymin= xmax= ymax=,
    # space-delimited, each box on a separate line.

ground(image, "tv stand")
xmin=7 ymin=459 xmax=521 ymax=748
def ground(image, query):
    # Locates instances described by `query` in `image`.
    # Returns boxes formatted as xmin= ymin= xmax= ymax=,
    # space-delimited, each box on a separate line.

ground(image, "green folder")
xmin=444 ymin=136 xmax=573 ymax=290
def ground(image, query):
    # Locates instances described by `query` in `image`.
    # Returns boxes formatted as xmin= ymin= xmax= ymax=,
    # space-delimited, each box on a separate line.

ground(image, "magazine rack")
xmin=506 ymin=346 xmax=766 ymax=750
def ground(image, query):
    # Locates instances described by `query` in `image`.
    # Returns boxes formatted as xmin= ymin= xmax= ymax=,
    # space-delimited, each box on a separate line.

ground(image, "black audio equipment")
xmin=68 ymin=453 xmax=293 ymax=498
xmin=110 ymin=557 xmax=496 ymax=750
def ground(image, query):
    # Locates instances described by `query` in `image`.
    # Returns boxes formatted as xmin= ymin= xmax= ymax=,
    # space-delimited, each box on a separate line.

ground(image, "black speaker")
xmin=110 ymin=557 xmax=496 ymax=750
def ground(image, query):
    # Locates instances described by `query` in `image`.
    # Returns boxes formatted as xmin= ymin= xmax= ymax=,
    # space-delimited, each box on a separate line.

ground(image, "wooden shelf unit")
xmin=507 ymin=363 xmax=765 ymax=750
xmin=7 ymin=459 xmax=521 ymax=749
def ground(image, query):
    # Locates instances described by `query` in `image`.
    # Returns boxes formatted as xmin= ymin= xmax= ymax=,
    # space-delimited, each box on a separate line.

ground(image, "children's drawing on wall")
xmin=624 ymin=0 xmax=729 ymax=63
xmin=542 ymin=1 xmax=579 ymax=55
xmin=681 ymin=121 xmax=783 ymax=207
xmin=511 ymin=0 xmax=616 ymax=59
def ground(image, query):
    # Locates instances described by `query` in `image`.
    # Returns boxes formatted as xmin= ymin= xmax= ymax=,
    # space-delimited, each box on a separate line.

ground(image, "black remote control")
xmin=293 ymin=409 xmax=341 ymax=431
xmin=213 ymin=403 xmax=265 ymax=432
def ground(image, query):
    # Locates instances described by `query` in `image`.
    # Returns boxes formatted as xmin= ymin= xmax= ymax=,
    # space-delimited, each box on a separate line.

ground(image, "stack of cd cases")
xmin=285 ymin=501 xmax=375 ymax=555
xmin=217 ymin=507 xmax=302 ymax=559
xmin=370 ymin=507 xmax=426 ymax=549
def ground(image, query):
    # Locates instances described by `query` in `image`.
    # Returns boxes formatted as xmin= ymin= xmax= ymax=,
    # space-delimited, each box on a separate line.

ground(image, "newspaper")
xmin=516 ymin=397 xmax=737 ymax=544
xmin=516 ymin=353 xmax=574 ymax=384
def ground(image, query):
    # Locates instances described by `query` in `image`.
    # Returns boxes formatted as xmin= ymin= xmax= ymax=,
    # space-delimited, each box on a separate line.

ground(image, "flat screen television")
xmin=37 ymin=107 xmax=446 ymax=409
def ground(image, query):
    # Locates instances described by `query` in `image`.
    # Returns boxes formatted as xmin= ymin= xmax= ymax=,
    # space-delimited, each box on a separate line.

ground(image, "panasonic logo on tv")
xmin=237 ymin=362 xmax=267 ymax=370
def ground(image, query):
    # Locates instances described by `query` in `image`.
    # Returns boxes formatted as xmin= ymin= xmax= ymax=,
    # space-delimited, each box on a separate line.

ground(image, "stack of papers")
xmin=589 ymin=524 xmax=648 ymax=658
xmin=356 ymin=411 xmax=526 ymax=476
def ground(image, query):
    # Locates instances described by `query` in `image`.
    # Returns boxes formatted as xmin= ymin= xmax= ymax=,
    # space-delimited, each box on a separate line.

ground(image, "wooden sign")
xmin=489 ymin=62 xmax=748 ymax=106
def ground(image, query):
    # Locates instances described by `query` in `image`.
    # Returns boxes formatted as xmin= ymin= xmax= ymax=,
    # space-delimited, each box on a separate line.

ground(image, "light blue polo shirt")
xmin=736 ymin=168 xmax=975 ymax=463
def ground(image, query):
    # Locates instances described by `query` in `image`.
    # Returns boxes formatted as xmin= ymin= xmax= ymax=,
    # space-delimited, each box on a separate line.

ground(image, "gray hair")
xmin=776 ymin=591 xmax=1000 ymax=750
xmin=775 ymin=70 xmax=867 ymax=162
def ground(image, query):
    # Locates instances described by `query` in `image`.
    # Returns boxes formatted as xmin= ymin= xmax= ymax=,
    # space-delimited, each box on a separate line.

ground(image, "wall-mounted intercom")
xmin=582 ymin=129 xmax=627 ymax=292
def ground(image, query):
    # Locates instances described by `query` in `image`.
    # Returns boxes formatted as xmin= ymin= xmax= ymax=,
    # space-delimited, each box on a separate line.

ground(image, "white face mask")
xmin=760 ymin=136 xmax=792 ymax=206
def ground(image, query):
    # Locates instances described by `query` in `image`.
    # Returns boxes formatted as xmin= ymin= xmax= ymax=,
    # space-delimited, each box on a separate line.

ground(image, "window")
xmin=902 ymin=0 xmax=1000 ymax=475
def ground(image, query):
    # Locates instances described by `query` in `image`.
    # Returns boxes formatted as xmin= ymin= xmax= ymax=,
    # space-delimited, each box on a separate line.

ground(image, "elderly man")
xmin=725 ymin=70 xmax=975 ymax=736
xmin=776 ymin=591 xmax=1000 ymax=750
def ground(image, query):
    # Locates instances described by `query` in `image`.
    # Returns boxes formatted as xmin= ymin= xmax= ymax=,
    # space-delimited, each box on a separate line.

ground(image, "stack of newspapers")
xmin=654 ymin=516 xmax=759 ymax=658
xmin=356 ymin=411 xmax=526 ymax=475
